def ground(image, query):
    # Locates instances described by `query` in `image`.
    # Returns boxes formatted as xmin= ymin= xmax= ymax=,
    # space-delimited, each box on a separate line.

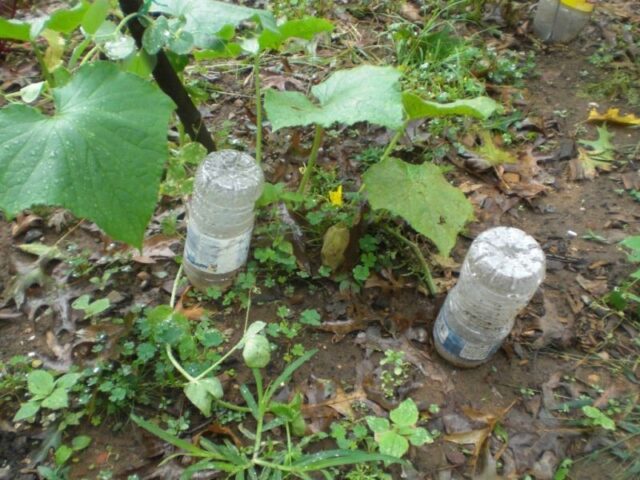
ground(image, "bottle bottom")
xmin=432 ymin=309 xmax=502 ymax=368
xmin=433 ymin=335 xmax=488 ymax=369
xmin=184 ymin=259 xmax=236 ymax=291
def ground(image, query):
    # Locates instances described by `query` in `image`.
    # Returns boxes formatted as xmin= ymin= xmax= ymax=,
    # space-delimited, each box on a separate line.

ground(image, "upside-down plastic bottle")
xmin=183 ymin=150 xmax=264 ymax=290
xmin=533 ymin=0 xmax=595 ymax=43
xmin=433 ymin=227 xmax=546 ymax=368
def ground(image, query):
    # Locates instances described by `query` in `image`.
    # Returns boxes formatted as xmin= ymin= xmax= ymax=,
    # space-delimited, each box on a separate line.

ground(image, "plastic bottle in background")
xmin=184 ymin=150 xmax=264 ymax=290
xmin=533 ymin=0 xmax=594 ymax=43
xmin=433 ymin=227 xmax=545 ymax=368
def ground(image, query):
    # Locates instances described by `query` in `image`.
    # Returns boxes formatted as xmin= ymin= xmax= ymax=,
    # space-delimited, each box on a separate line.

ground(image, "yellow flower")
xmin=329 ymin=185 xmax=343 ymax=207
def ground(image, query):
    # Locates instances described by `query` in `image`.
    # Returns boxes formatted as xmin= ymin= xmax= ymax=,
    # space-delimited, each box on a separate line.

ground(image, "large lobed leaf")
xmin=265 ymin=65 xmax=404 ymax=131
xmin=258 ymin=17 xmax=334 ymax=51
xmin=0 ymin=62 xmax=175 ymax=247
xmin=403 ymin=92 xmax=499 ymax=121
xmin=363 ymin=157 xmax=474 ymax=256
xmin=0 ymin=1 xmax=90 ymax=41
xmin=151 ymin=0 xmax=276 ymax=49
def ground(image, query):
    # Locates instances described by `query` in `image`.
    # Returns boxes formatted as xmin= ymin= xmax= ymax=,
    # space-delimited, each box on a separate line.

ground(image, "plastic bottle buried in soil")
xmin=533 ymin=0 xmax=595 ymax=43
xmin=433 ymin=227 xmax=546 ymax=368
xmin=183 ymin=150 xmax=264 ymax=290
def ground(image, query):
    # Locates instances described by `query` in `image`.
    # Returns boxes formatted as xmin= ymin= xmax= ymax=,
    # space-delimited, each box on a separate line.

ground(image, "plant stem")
xmin=194 ymin=298 xmax=253 ymax=381
xmin=253 ymin=459 xmax=297 ymax=473
xmin=381 ymin=119 xmax=409 ymax=162
xmin=118 ymin=0 xmax=216 ymax=152
xmin=213 ymin=398 xmax=251 ymax=413
xmin=166 ymin=344 xmax=195 ymax=382
xmin=68 ymin=37 xmax=92 ymax=69
xmin=31 ymin=41 xmax=52 ymax=85
xmin=254 ymin=53 xmax=263 ymax=163
xmin=297 ymin=124 xmax=324 ymax=194
xmin=170 ymin=264 xmax=183 ymax=309
xmin=384 ymin=226 xmax=437 ymax=296
xmin=252 ymin=369 xmax=264 ymax=460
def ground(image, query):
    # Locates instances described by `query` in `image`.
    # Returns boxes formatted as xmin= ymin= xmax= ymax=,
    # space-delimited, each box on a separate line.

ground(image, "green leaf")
xmin=55 ymin=373 xmax=81 ymax=389
xmin=264 ymin=349 xmax=316 ymax=402
xmin=82 ymin=0 xmax=110 ymax=35
xmin=184 ymin=377 xmax=223 ymax=416
xmin=167 ymin=18 xmax=195 ymax=55
xmin=574 ymin=126 xmax=617 ymax=178
xmin=201 ymin=377 xmax=224 ymax=399
xmin=41 ymin=387 xmax=69 ymax=410
xmin=142 ymin=15 xmax=171 ymax=54
xmin=299 ymin=308 xmax=321 ymax=326
xmin=408 ymin=427 xmax=433 ymax=446
xmin=242 ymin=334 xmax=271 ymax=369
xmin=150 ymin=0 xmax=276 ymax=49
xmin=389 ymin=399 xmax=419 ymax=428
xmin=184 ymin=382 xmax=213 ymax=417
xmin=13 ymin=401 xmax=41 ymax=422
xmin=46 ymin=2 xmax=90 ymax=34
xmin=621 ymin=236 xmax=640 ymax=262
xmin=256 ymin=182 xmax=304 ymax=208
xmin=264 ymin=65 xmax=403 ymax=131
xmin=27 ymin=370 xmax=55 ymax=397
xmin=582 ymin=405 xmax=616 ymax=431
xmin=131 ymin=414 xmax=211 ymax=456
xmin=270 ymin=402 xmax=298 ymax=422
xmin=55 ymin=445 xmax=73 ymax=466
xmin=377 ymin=430 xmax=409 ymax=458
xmin=469 ymin=130 xmax=517 ymax=166
xmin=364 ymin=157 xmax=474 ymax=256
xmin=122 ymin=50 xmax=156 ymax=78
xmin=71 ymin=435 xmax=92 ymax=451
xmin=366 ymin=416 xmax=390 ymax=433
xmin=0 ymin=62 xmax=175 ymax=247
xmin=403 ymin=92 xmax=499 ymax=121
xmin=258 ymin=17 xmax=333 ymax=51
xmin=244 ymin=321 xmax=267 ymax=340
xmin=18 ymin=242 xmax=64 ymax=259
xmin=579 ymin=126 xmax=616 ymax=161
xmin=20 ymin=82 xmax=46 ymax=104
xmin=240 ymin=384 xmax=259 ymax=418
xmin=0 ymin=18 xmax=30 ymax=41
xmin=291 ymin=449 xmax=404 ymax=471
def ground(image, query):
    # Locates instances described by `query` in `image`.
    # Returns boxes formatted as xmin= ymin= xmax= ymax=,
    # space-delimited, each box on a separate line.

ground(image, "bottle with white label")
xmin=533 ymin=0 xmax=595 ymax=43
xmin=183 ymin=150 xmax=264 ymax=290
xmin=433 ymin=227 xmax=545 ymax=368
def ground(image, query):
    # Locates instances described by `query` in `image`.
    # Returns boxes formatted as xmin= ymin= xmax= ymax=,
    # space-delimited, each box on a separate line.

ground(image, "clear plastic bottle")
xmin=433 ymin=227 xmax=545 ymax=368
xmin=183 ymin=150 xmax=264 ymax=290
xmin=533 ymin=0 xmax=594 ymax=43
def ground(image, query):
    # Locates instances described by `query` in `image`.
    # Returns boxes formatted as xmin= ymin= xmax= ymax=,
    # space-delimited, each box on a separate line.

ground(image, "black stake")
xmin=118 ymin=0 xmax=216 ymax=152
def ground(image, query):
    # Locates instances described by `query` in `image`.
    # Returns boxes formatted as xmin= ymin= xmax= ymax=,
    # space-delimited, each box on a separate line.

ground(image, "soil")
xmin=1 ymin=2 xmax=639 ymax=480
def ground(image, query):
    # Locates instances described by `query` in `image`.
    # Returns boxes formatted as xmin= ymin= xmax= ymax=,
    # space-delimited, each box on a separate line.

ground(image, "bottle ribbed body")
xmin=433 ymin=227 xmax=545 ymax=368
xmin=533 ymin=0 xmax=593 ymax=43
xmin=183 ymin=150 xmax=264 ymax=290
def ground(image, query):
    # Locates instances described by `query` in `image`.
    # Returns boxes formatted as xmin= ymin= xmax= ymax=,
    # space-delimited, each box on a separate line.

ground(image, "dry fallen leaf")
xmin=530 ymin=297 xmax=573 ymax=349
xmin=588 ymin=108 xmax=640 ymax=126
xmin=131 ymin=234 xmax=180 ymax=264
xmin=400 ymin=1 xmax=422 ymax=22
xmin=445 ymin=402 xmax=516 ymax=473
xmin=11 ymin=213 xmax=42 ymax=237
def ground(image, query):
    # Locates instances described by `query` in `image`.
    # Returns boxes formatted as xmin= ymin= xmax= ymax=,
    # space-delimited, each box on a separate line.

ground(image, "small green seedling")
xmin=366 ymin=398 xmax=434 ymax=458
xmin=299 ymin=308 xmax=321 ymax=326
xmin=37 ymin=434 xmax=92 ymax=480
xmin=582 ymin=405 xmax=616 ymax=431
xmin=13 ymin=370 xmax=81 ymax=422
xmin=72 ymin=294 xmax=110 ymax=319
